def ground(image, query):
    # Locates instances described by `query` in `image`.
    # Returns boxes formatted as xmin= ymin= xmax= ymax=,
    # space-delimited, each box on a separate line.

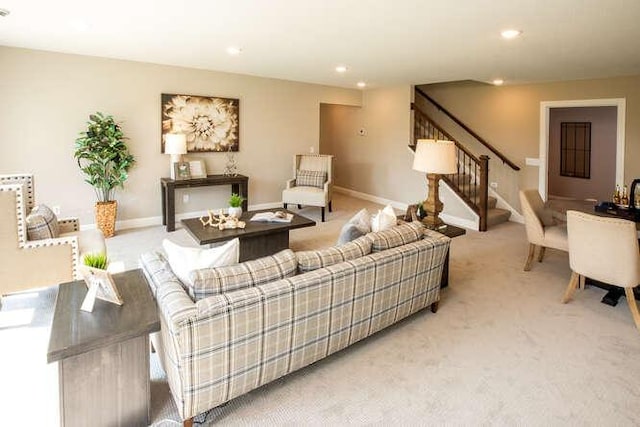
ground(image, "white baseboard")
xmin=333 ymin=186 xmax=409 ymax=211
xmin=439 ymin=213 xmax=478 ymax=230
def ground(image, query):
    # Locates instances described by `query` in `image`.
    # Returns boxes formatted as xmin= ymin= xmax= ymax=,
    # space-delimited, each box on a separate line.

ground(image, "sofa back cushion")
xmin=188 ymin=249 xmax=297 ymax=300
xmin=26 ymin=204 xmax=59 ymax=240
xmin=369 ymin=221 xmax=424 ymax=252
xmin=296 ymin=235 xmax=372 ymax=273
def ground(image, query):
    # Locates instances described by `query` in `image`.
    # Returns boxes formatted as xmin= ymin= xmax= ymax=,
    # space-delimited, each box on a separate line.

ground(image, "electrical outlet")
xmin=309 ymin=146 xmax=315 ymax=154
xmin=52 ymin=205 xmax=61 ymax=215
xmin=183 ymin=194 xmax=189 ymax=203
xmin=358 ymin=128 xmax=367 ymax=136
xmin=490 ymin=182 xmax=498 ymax=189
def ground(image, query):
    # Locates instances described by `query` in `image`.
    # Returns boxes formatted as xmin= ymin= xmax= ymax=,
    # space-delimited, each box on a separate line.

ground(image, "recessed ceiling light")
xmin=357 ymin=81 xmax=366 ymax=88
xmin=335 ymin=65 xmax=348 ymax=73
xmin=0 ymin=8 xmax=11 ymax=17
xmin=492 ymin=79 xmax=504 ymax=86
xmin=226 ymin=46 xmax=242 ymax=56
xmin=501 ymin=29 xmax=522 ymax=39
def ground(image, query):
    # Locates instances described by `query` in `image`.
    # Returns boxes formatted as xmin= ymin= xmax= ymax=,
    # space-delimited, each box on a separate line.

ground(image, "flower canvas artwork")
xmin=162 ymin=93 xmax=239 ymax=152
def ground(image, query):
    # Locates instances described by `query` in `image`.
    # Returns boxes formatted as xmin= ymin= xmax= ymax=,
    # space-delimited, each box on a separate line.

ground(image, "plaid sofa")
xmin=140 ymin=226 xmax=450 ymax=422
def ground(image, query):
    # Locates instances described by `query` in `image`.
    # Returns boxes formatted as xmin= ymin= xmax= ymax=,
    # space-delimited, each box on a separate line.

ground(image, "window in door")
xmin=560 ymin=122 xmax=591 ymax=179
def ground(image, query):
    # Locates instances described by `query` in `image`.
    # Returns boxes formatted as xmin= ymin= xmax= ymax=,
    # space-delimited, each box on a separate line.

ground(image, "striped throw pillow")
xmin=296 ymin=235 xmax=373 ymax=272
xmin=26 ymin=204 xmax=59 ymax=240
xmin=370 ymin=221 xmax=425 ymax=252
xmin=296 ymin=169 xmax=327 ymax=188
xmin=188 ymin=249 xmax=297 ymax=300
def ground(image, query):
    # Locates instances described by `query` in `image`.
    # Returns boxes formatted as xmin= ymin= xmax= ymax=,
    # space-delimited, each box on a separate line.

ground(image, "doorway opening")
xmin=539 ymin=98 xmax=626 ymax=201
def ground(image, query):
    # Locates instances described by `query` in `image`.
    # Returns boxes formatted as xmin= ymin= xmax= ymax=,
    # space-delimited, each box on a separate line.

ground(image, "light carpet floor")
xmin=1 ymin=193 xmax=639 ymax=426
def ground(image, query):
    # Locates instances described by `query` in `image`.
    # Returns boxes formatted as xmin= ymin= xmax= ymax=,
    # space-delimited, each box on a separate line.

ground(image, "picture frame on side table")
xmin=188 ymin=159 xmax=207 ymax=179
xmin=79 ymin=266 xmax=124 ymax=312
xmin=173 ymin=161 xmax=191 ymax=181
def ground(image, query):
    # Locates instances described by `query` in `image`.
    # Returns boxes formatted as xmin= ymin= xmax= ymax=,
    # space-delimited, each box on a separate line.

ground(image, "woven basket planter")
xmin=96 ymin=201 xmax=117 ymax=238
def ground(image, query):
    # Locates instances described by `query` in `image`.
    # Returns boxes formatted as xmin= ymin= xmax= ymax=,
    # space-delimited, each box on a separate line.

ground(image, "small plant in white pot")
xmin=228 ymin=193 xmax=245 ymax=218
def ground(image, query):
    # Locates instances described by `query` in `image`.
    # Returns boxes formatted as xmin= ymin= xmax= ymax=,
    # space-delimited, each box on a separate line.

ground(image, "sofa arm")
xmin=58 ymin=217 xmax=79 ymax=233
xmin=140 ymin=251 xmax=197 ymax=331
xmin=286 ymin=178 xmax=296 ymax=189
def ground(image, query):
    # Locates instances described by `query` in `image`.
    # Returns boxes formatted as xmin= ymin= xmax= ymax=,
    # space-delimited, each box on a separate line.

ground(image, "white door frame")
xmin=538 ymin=98 xmax=626 ymax=200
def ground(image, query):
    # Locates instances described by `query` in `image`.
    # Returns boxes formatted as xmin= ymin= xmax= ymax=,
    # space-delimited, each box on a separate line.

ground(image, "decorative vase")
xmin=96 ymin=201 xmax=117 ymax=238
xmin=228 ymin=206 xmax=242 ymax=219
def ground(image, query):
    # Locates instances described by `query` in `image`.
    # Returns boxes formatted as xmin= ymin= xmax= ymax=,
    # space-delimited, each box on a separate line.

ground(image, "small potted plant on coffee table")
xmin=228 ymin=193 xmax=245 ymax=218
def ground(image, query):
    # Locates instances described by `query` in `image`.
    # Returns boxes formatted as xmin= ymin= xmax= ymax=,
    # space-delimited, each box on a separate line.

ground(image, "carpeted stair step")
xmin=486 ymin=207 xmax=511 ymax=227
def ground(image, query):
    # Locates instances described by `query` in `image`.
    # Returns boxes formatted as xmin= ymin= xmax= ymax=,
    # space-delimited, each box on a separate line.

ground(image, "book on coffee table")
xmin=250 ymin=211 xmax=293 ymax=223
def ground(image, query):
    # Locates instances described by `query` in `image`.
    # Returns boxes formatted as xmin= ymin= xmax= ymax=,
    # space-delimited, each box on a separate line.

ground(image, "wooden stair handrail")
xmin=410 ymin=103 xmax=481 ymax=164
xmin=415 ymin=87 xmax=520 ymax=171
xmin=411 ymin=103 xmax=489 ymax=231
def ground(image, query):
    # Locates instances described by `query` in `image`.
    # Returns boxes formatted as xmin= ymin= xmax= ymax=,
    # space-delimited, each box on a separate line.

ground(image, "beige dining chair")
xmin=519 ymin=189 xmax=568 ymax=271
xmin=562 ymin=210 xmax=640 ymax=331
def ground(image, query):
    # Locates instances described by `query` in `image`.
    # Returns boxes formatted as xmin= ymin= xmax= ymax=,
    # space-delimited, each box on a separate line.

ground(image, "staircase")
xmin=412 ymin=88 xmax=519 ymax=231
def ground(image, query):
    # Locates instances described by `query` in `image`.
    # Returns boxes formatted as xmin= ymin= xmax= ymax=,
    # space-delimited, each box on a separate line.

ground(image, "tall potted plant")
xmin=74 ymin=112 xmax=135 ymax=237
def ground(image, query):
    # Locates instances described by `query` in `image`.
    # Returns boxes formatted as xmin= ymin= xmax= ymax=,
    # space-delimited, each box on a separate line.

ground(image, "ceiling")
xmin=1 ymin=0 xmax=639 ymax=89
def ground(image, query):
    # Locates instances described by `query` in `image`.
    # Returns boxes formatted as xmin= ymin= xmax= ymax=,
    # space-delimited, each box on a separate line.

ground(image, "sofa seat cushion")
xmin=369 ymin=222 xmax=424 ymax=252
xmin=282 ymin=186 xmax=326 ymax=206
xmin=60 ymin=228 xmax=106 ymax=259
xmin=188 ymin=249 xmax=297 ymax=300
xmin=26 ymin=204 xmax=59 ymax=240
xmin=296 ymin=235 xmax=372 ymax=273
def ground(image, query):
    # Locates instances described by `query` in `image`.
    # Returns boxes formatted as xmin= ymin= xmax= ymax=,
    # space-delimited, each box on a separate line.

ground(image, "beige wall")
xmin=548 ymin=106 xmax=617 ymax=201
xmin=320 ymin=86 xmax=428 ymax=208
xmin=420 ymin=75 xmax=640 ymax=210
xmin=0 ymin=46 xmax=361 ymax=227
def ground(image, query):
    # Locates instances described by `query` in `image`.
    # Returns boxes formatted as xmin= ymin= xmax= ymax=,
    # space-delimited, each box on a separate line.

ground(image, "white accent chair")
xmin=519 ymin=189 xmax=568 ymax=271
xmin=562 ymin=210 xmax=640 ymax=331
xmin=0 ymin=174 xmax=106 ymax=297
xmin=282 ymin=154 xmax=333 ymax=222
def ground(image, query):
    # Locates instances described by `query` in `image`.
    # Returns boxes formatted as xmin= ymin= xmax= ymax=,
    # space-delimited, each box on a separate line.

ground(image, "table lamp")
xmin=164 ymin=133 xmax=187 ymax=179
xmin=412 ymin=139 xmax=457 ymax=229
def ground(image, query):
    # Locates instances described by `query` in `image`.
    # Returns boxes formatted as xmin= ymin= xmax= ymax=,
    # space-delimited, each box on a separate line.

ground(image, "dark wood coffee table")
xmin=182 ymin=208 xmax=316 ymax=262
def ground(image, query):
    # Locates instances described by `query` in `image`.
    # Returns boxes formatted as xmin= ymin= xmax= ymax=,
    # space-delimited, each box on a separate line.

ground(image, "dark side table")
xmin=435 ymin=223 xmax=466 ymax=288
xmin=161 ymin=174 xmax=249 ymax=232
xmin=47 ymin=269 xmax=160 ymax=427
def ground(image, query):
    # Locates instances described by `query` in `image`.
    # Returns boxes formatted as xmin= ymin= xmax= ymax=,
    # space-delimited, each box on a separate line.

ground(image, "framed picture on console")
xmin=173 ymin=162 xmax=191 ymax=180
xmin=188 ymin=159 xmax=207 ymax=179
xmin=161 ymin=93 xmax=239 ymax=153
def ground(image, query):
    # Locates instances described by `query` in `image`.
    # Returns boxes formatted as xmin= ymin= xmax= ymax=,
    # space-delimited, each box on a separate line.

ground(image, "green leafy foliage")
xmin=229 ymin=193 xmax=245 ymax=207
xmin=74 ymin=112 xmax=136 ymax=202
xmin=83 ymin=252 xmax=109 ymax=270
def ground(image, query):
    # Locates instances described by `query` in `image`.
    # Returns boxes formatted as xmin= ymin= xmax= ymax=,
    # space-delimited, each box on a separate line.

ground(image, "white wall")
xmin=0 ymin=46 xmax=361 ymax=227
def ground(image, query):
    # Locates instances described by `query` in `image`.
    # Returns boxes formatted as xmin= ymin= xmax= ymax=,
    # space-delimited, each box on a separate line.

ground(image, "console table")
xmin=47 ymin=269 xmax=160 ymax=427
xmin=161 ymin=174 xmax=249 ymax=232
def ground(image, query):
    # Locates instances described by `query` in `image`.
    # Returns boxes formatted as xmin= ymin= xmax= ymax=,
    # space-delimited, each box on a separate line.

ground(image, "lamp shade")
xmin=164 ymin=133 xmax=187 ymax=155
xmin=412 ymin=139 xmax=457 ymax=174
